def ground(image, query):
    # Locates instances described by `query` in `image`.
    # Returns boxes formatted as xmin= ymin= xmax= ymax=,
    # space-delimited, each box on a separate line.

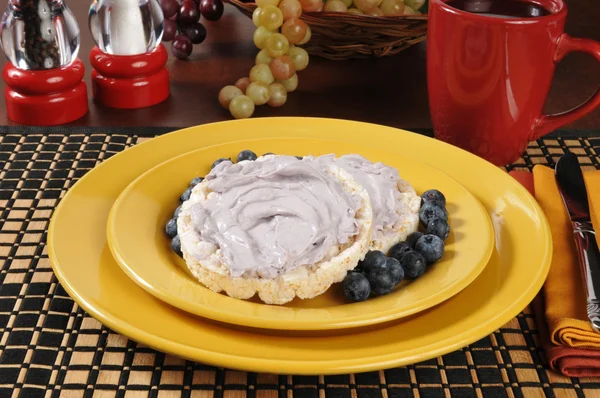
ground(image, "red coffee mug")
xmin=427 ymin=0 xmax=600 ymax=166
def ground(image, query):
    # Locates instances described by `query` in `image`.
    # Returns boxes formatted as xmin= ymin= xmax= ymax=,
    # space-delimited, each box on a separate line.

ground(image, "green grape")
xmin=250 ymin=64 xmax=275 ymax=85
xmin=341 ymin=0 xmax=353 ymax=7
xmin=218 ymin=85 xmax=243 ymax=109
xmin=405 ymin=6 xmax=421 ymax=13
xmin=235 ymin=77 xmax=251 ymax=93
xmin=379 ymin=0 xmax=393 ymax=14
xmin=281 ymin=18 xmax=307 ymax=44
xmin=259 ymin=5 xmax=284 ymax=30
xmin=256 ymin=0 xmax=281 ymax=7
xmin=353 ymin=0 xmax=378 ymax=12
xmin=255 ymin=49 xmax=273 ymax=65
xmin=270 ymin=55 xmax=296 ymax=80
xmin=252 ymin=7 xmax=263 ymax=27
xmin=404 ymin=0 xmax=424 ymax=10
xmin=267 ymin=83 xmax=287 ymax=107
xmin=276 ymin=73 xmax=298 ymax=92
xmin=229 ymin=95 xmax=255 ymax=119
xmin=347 ymin=7 xmax=364 ymax=13
xmin=254 ymin=26 xmax=274 ymax=50
xmin=324 ymin=0 xmax=347 ymax=11
xmin=297 ymin=25 xmax=311 ymax=45
xmin=380 ymin=0 xmax=404 ymax=15
xmin=266 ymin=33 xmax=290 ymax=57
xmin=246 ymin=82 xmax=271 ymax=105
xmin=279 ymin=0 xmax=302 ymax=19
xmin=286 ymin=46 xmax=309 ymax=71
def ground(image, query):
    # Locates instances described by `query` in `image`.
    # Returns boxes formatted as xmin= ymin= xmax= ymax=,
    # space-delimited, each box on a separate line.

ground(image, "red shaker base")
xmin=3 ymin=59 xmax=88 ymax=126
xmin=90 ymin=45 xmax=170 ymax=109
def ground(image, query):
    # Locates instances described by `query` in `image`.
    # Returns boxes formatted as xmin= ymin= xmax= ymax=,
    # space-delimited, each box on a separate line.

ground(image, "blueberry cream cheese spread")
xmin=187 ymin=156 xmax=364 ymax=278
xmin=177 ymin=155 xmax=374 ymax=304
xmin=312 ymin=154 xmax=421 ymax=253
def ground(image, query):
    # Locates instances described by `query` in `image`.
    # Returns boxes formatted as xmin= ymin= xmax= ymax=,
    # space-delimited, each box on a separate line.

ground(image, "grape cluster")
xmin=322 ymin=0 xmax=424 ymax=16
xmin=219 ymin=0 xmax=311 ymax=119
xmin=159 ymin=0 xmax=224 ymax=60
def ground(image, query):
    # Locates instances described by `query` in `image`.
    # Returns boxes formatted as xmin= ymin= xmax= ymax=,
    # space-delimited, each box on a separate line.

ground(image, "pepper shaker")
xmin=88 ymin=0 xmax=169 ymax=109
xmin=0 ymin=0 xmax=88 ymax=125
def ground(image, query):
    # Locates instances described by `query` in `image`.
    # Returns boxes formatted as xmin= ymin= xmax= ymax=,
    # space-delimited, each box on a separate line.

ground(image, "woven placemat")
xmin=1 ymin=129 xmax=599 ymax=398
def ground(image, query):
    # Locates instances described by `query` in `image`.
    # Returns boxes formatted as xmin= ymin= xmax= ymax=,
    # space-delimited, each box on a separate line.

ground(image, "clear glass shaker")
xmin=0 ymin=0 xmax=80 ymax=70
xmin=88 ymin=0 xmax=164 ymax=56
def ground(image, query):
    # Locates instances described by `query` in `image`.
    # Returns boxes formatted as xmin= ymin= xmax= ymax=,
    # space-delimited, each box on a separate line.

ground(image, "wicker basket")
xmin=226 ymin=0 xmax=428 ymax=60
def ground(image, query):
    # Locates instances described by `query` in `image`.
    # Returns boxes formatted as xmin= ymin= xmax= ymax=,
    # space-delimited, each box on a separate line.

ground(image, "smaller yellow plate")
xmin=107 ymin=138 xmax=494 ymax=331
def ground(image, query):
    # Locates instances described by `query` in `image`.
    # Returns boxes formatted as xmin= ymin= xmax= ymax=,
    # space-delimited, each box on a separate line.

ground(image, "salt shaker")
xmin=0 ymin=0 xmax=88 ymax=125
xmin=88 ymin=0 xmax=170 ymax=109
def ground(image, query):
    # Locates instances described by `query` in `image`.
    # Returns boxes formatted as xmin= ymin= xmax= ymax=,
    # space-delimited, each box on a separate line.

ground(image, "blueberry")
xmin=165 ymin=218 xmax=178 ymax=238
xmin=415 ymin=234 xmax=445 ymax=264
xmin=388 ymin=242 xmax=412 ymax=262
xmin=263 ymin=152 xmax=275 ymax=156
xmin=172 ymin=235 xmax=183 ymax=257
xmin=357 ymin=250 xmax=387 ymax=273
xmin=174 ymin=205 xmax=182 ymax=219
xmin=400 ymin=251 xmax=427 ymax=279
xmin=190 ymin=176 xmax=204 ymax=187
xmin=405 ymin=232 xmax=423 ymax=248
xmin=343 ymin=272 xmax=371 ymax=302
xmin=237 ymin=150 xmax=257 ymax=162
xmin=367 ymin=268 xmax=396 ymax=296
xmin=419 ymin=200 xmax=448 ymax=226
xmin=180 ymin=188 xmax=192 ymax=203
xmin=427 ymin=218 xmax=450 ymax=240
xmin=421 ymin=189 xmax=446 ymax=206
xmin=295 ymin=156 xmax=303 ymax=160
xmin=386 ymin=257 xmax=405 ymax=285
xmin=211 ymin=158 xmax=231 ymax=169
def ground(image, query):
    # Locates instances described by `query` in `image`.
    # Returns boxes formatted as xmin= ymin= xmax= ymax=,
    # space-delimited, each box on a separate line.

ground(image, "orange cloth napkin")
xmin=511 ymin=170 xmax=600 ymax=377
xmin=534 ymin=289 xmax=600 ymax=377
xmin=525 ymin=165 xmax=600 ymax=348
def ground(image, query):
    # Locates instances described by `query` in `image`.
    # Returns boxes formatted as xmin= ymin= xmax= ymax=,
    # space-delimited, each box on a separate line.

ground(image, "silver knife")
xmin=556 ymin=152 xmax=600 ymax=332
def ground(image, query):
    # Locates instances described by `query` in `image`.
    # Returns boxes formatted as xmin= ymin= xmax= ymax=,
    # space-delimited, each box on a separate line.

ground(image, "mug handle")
xmin=531 ymin=34 xmax=600 ymax=140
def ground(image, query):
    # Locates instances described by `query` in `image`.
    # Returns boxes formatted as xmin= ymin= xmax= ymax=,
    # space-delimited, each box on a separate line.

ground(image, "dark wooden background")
xmin=0 ymin=0 xmax=598 ymax=129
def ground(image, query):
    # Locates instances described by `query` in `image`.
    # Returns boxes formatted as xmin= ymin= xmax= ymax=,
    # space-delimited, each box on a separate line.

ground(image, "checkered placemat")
xmin=1 ymin=129 xmax=599 ymax=398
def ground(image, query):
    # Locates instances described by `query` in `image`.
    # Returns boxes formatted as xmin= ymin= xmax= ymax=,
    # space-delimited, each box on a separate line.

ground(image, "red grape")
xmin=172 ymin=35 xmax=193 ymax=59
xmin=270 ymin=55 xmax=296 ymax=80
xmin=299 ymin=0 xmax=323 ymax=12
xmin=279 ymin=0 xmax=303 ymax=19
xmin=160 ymin=0 xmax=179 ymax=18
xmin=163 ymin=19 xmax=177 ymax=42
xmin=281 ymin=18 xmax=306 ymax=44
xmin=177 ymin=0 xmax=201 ymax=25
xmin=200 ymin=0 xmax=224 ymax=21
xmin=184 ymin=23 xmax=207 ymax=44
xmin=235 ymin=77 xmax=251 ymax=92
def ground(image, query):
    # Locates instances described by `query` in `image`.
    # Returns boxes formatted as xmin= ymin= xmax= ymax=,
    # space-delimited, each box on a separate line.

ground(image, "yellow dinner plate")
xmin=48 ymin=118 xmax=552 ymax=375
xmin=107 ymin=138 xmax=494 ymax=330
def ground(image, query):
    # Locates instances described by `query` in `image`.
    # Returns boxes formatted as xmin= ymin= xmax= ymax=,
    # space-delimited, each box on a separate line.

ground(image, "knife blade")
xmin=555 ymin=152 xmax=600 ymax=333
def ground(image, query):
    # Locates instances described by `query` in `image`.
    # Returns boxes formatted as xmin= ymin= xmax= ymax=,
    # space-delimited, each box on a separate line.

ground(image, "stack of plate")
xmin=48 ymin=118 xmax=552 ymax=375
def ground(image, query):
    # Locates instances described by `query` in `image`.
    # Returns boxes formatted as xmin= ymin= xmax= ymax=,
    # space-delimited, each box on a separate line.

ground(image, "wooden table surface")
xmin=0 ymin=0 xmax=598 ymax=130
